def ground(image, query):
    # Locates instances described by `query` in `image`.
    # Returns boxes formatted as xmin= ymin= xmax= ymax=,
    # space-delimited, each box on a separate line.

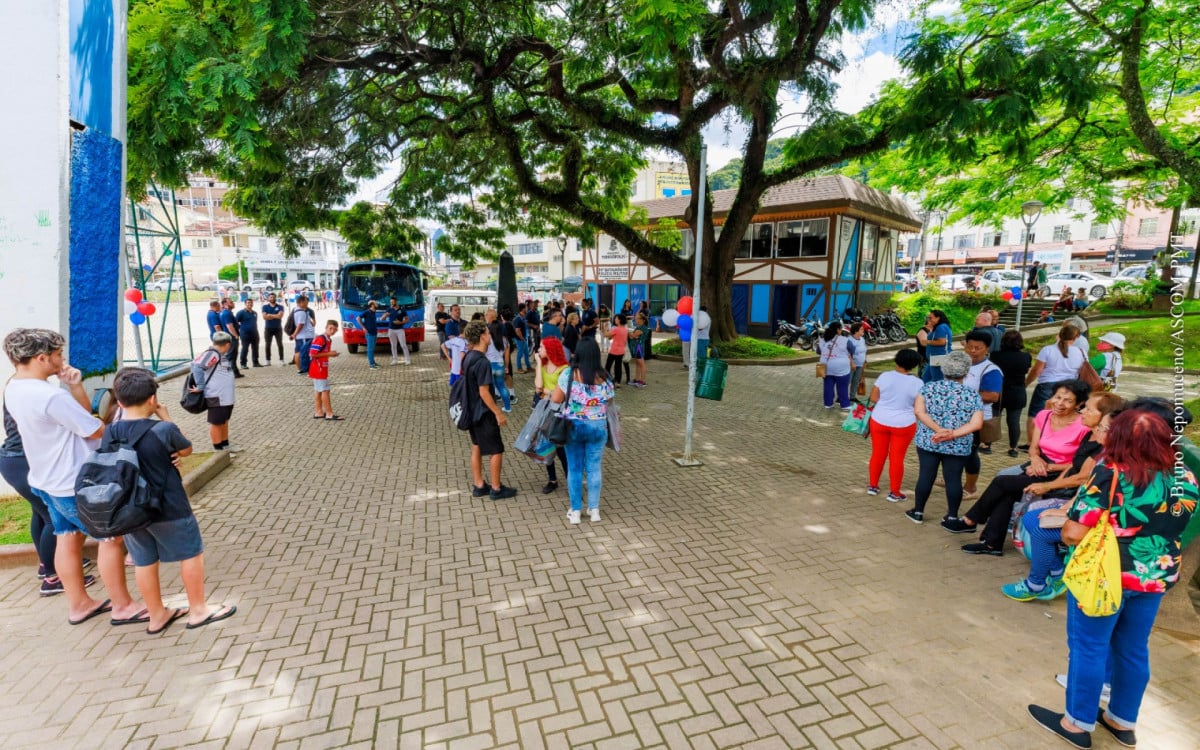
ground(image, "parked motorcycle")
xmin=776 ymin=318 xmax=822 ymax=350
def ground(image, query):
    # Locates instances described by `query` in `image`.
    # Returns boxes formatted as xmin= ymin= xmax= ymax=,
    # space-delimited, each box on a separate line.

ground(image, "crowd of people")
xmin=856 ymin=308 xmax=1196 ymax=748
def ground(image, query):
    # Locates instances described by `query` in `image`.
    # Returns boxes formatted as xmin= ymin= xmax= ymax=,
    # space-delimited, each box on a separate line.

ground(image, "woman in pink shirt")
xmin=603 ymin=313 xmax=630 ymax=387
xmin=940 ymin=379 xmax=1091 ymax=554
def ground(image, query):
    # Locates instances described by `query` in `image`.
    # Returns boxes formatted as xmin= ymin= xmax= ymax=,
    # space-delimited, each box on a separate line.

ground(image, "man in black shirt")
xmin=462 ymin=321 xmax=517 ymax=501
xmin=579 ymin=298 xmax=598 ymax=341
xmin=525 ymin=300 xmax=542 ymax=353
xmin=260 ymin=293 xmax=285 ymax=365
xmin=434 ymin=302 xmax=451 ymax=359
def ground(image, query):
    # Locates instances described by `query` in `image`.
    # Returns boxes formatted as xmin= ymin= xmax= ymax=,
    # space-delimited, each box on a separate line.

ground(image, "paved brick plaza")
xmin=0 ymin=348 xmax=1197 ymax=749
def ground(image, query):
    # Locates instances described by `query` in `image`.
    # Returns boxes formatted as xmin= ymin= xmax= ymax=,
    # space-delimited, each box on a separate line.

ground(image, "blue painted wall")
xmin=731 ymin=285 xmax=749 ymax=334
xmin=750 ymin=284 xmax=770 ymax=323
xmin=628 ymin=284 xmax=646 ymax=312
xmin=70 ymin=0 xmax=115 ymax=135
xmin=614 ymin=284 xmax=629 ymax=314
xmin=70 ymin=128 xmax=122 ymax=376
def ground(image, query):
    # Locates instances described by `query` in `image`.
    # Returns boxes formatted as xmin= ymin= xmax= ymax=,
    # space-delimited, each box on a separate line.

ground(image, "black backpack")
xmin=449 ymin=351 xmax=488 ymax=430
xmin=75 ymin=421 xmax=162 ymax=537
xmin=284 ymin=308 xmax=298 ymax=336
xmin=180 ymin=348 xmax=219 ymax=414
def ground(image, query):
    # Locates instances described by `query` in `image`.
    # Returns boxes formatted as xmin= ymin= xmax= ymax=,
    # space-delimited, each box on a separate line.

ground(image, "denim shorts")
xmin=32 ymin=487 xmax=86 ymax=536
xmin=124 ymin=515 xmax=205 ymax=565
xmin=1029 ymin=382 xmax=1058 ymax=415
xmin=312 ymin=378 xmax=330 ymax=393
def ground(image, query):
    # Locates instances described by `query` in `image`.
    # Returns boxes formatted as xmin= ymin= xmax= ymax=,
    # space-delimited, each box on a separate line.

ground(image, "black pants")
xmin=995 ymin=403 xmax=1025 ymax=450
xmin=914 ymin=448 xmax=968 ymax=518
xmin=264 ymin=328 xmax=284 ymax=362
xmin=964 ymin=467 xmax=1064 ymax=548
xmin=227 ymin=338 xmax=242 ymax=376
xmin=0 ymin=454 xmax=56 ymax=575
xmin=605 ymin=353 xmax=629 ymax=384
xmin=239 ymin=333 xmax=261 ymax=367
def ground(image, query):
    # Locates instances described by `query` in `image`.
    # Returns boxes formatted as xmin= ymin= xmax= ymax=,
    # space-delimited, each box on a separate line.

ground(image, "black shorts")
xmin=468 ymin=412 xmax=504 ymax=456
xmin=205 ymin=399 xmax=234 ymax=426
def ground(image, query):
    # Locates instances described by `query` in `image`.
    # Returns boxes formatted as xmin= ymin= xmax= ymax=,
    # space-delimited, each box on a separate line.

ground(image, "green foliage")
xmin=336 ymin=202 xmax=427 ymax=263
xmin=892 ymin=291 xmax=1004 ymax=334
xmin=652 ymin=337 xmax=799 ymax=360
xmin=0 ymin=495 xmax=33 ymax=545
xmin=1022 ymin=318 xmax=1199 ymax=371
xmin=1096 ymin=280 xmax=1154 ymax=311
xmin=217 ymin=260 xmax=247 ymax=281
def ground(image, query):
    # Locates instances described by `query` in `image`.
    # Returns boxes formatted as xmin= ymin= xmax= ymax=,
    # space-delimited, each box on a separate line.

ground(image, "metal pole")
xmin=676 ymin=144 xmax=707 ymax=467
xmin=121 ymin=245 xmax=146 ymax=368
xmin=1016 ymin=232 xmax=1031 ymax=331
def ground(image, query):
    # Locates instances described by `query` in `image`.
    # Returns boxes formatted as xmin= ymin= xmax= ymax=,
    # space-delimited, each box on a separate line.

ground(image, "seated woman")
xmin=1001 ymin=393 xmax=1126 ymax=601
xmin=1051 ymin=288 xmax=1075 ymax=315
xmin=1072 ymin=287 xmax=1089 ymax=311
xmin=941 ymin=379 xmax=1091 ymax=554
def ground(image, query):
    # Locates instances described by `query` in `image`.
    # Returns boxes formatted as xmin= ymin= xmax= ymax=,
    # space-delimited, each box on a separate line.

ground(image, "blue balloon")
xmin=1013 ymin=290 xmax=1023 ymax=300
xmin=143 ymin=264 xmax=153 ymax=272
xmin=677 ymin=313 xmax=693 ymax=342
xmin=130 ymin=311 xmax=147 ymax=326
xmin=1010 ymin=286 xmax=1021 ymax=295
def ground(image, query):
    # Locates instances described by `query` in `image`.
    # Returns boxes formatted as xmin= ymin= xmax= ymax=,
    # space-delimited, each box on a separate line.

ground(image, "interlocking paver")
xmin=0 ymin=348 xmax=1197 ymax=749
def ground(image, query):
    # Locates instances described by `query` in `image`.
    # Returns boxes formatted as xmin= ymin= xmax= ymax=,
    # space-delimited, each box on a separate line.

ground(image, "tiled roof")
xmin=182 ymin=220 xmax=246 ymax=235
xmin=636 ymin=174 xmax=922 ymax=231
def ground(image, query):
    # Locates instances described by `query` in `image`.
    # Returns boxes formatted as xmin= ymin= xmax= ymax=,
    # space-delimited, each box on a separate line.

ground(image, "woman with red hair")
xmin=1028 ymin=408 xmax=1198 ymax=749
xmin=534 ymin=338 xmax=570 ymax=494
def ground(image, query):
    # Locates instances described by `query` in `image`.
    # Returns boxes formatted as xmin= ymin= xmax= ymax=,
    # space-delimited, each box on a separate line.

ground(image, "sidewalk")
xmin=0 ymin=350 xmax=1195 ymax=749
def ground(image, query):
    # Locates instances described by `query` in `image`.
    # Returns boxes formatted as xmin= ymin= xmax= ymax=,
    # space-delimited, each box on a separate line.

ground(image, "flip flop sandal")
xmin=312 ymin=415 xmax=325 ymax=419
xmin=324 ymin=416 xmax=345 ymax=421
xmin=68 ymin=599 xmax=112 ymax=626
xmin=111 ymin=607 xmax=151 ymax=626
xmin=147 ymin=608 xmax=188 ymax=635
xmin=186 ymin=604 xmax=237 ymax=630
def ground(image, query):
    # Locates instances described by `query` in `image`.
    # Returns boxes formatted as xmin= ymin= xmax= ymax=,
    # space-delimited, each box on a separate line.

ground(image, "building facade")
xmin=585 ymin=176 xmax=922 ymax=337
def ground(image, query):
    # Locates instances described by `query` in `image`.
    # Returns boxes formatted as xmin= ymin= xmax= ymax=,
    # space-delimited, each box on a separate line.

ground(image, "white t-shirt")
xmin=851 ymin=336 xmax=867 ymax=367
xmin=1036 ymin=344 xmax=1085 ymax=384
xmin=870 ymin=370 xmax=924 ymax=428
xmin=696 ymin=315 xmax=712 ymax=341
xmin=1099 ymin=352 xmax=1123 ymax=381
xmin=445 ymin=337 xmax=467 ymax=376
xmin=3 ymin=378 xmax=102 ymax=496
xmin=1074 ymin=336 xmax=1090 ymax=356
xmin=292 ymin=307 xmax=315 ymax=339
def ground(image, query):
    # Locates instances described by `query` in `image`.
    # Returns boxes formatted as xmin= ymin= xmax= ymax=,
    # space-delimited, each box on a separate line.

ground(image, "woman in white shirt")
xmin=1022 ymin=323 xmax=1084 ymax=448
xmin=818 ymin=322 xmax=857 ymax=410
xmin=866 ymin=349 xmax=925 ymax=502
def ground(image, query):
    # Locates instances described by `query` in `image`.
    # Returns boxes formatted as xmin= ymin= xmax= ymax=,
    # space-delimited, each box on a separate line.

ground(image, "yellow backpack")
xmin=1063 ymin=472 xmax=1123 ymax=617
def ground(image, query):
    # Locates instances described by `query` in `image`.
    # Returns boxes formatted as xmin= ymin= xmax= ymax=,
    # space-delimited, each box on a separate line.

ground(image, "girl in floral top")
xmin=551 ymin=339 xmax=615 ymax=525
xmin=908 ymin=351 xmax=983 ymax=525
xmin=1028 ymin=408 xmax=1197 ymax=748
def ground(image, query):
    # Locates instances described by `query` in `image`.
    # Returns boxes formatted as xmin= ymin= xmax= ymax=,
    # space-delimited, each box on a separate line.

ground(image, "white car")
xmin=1042 ymin=271 xmax=1117 ymax=298
xmin=977 ymin=270 xmax=1025 ymax=293
xmin=243 ymin=280 xmax=274 ymax=293
xmin=145 ymin=278 xmax=186 ymax=292
xmin=932 ymin=273 xmax=977 ymax=291
xmin=518 ymin=275 xmax=556 ymax=291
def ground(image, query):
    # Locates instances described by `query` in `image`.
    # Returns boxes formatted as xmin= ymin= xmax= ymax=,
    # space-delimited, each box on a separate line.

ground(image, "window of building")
xmin=648 ymin=284 xmax=681 ymax=317
xmin=512 ymin=242 xmax=542 ymax=256
xmin=194 ymin=238 xmax=211 ymax=249
xmin=1137 ymin=218 xmax=1158 ymax=236
xmin=776 ymin=219 xmax=830 ymax=258
xmin=1020 ymin=229 xmax=1036 ymax=244
xmin=256 ymin=238 xmax=268 ymax=253
xmin=988 ymin=231 xmax=1007 ymax=246
xmin=1052 ymin=225 xmax=1071 ymax=242
xmin=222 ymin=236 xmax=234 ymax=247
xmin=308 ymin=241 xmax=323 ymax=252
xmin=736 ymin=222 xmax=774 ymax=259
xmin=952 ymin=233 xmax=975 ymax=249
xmin=1088 ymin=223 xmax=1108 ymax=240
xmin=859 ymin=223 xmax=879 ymax=280
xmin=1178 ymin=216 xmax=1199 ymax=236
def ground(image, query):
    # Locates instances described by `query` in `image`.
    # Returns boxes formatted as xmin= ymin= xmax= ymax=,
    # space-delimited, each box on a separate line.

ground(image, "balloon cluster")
xmin=1001 ymin=286 xmax=1024 ymax=306
xmin=123 ymin=289 xmax=157 ymax=326
xmin=659 ymin=296 xmax=710 ymax=343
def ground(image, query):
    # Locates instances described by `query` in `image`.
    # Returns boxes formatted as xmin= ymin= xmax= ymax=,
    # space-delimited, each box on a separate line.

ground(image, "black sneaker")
xmin=1007 ymin=449 xmax=1020 ymax=458
xmin=489 ymin=485 xmax=518 ymax=500
xmin=40 ymin=574 xmax=96 ymax=596
xmin=904 ymin=509 xmax=924 ymax=524
xmin=1096 ymin=712 xmax=1136 ymax=748
xmin=37 ymin=563 xmax=47 ymax=580
xmin=940 ymin=517 xmax=976 ymax=534
xmin=962 ymin=542 xmax=1003 ymax=556
xmin=978 ymin=445 xmax=992 ymax=455
xmin=1017 ymin=443 xmax=1030 ymax=451
xmin=471 ymin=484 xmax=490 ymax=498
xmin=540 ymin=481 xmax=558 ymax=495
xmin=1028 ymin=705 xmax=1092 ymax=749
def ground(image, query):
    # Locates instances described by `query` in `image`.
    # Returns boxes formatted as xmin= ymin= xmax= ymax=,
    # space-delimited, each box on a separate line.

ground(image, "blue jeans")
xmin=515 ymin=339 xmax=531 ymax=371
xmin=922 ymin=364 xmax=944 ymax=382
xmin=1022 ymin=508 xmax=1066 ymax=587
xmin=365 ymin=334 xmax=378 ymax=367
xmin=490 ymin=362 xmax=511 ymax=410
xmin=822 ymin=373 xmax=850 ymax=408
xmin=296 ymin=337 xmax=313 ymax=373
xmin=1065 ymin=590 xmax=1163 ymax=731
xmin=565 ymin=419 xmax=607 ymax=512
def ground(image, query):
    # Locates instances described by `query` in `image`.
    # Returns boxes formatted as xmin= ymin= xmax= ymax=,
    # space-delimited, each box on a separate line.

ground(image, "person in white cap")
xmin=1091 ymin=332 xmax=1125 ymax=390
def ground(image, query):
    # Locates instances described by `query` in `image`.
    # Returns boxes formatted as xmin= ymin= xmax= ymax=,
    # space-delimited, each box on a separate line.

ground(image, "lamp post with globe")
xmin=1015 ymin=200 xmax=1043 ymax=330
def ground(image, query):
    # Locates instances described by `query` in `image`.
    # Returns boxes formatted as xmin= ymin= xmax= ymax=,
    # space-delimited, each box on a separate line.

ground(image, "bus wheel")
xmin=347 ymin=344 xmax=359 ymax=354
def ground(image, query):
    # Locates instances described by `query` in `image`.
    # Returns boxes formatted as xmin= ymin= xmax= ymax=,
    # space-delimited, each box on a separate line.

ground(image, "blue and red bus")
xmin=338 ymin=260 xmax=427 ymax=353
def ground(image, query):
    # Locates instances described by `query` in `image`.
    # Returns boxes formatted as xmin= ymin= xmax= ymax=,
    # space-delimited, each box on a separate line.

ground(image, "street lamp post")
xmin=556 ymin=235 xmax=567 ymax=285
xmin=1015 ymin=200 xmax=1044 ymax=331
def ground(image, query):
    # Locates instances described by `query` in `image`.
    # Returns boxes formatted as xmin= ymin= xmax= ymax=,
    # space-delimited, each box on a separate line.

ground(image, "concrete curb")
xmin=0 ymin=450 xmax=232 ymax=570
xmin=653 ymin=353 xmax=808 ymax=367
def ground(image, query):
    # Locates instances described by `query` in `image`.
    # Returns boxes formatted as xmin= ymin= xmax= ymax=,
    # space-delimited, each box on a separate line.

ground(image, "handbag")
xmin=1063 ymin=470 xmax=1123 ymax=617
xmin=605 ymin=403 xmax=622 ymax=452
xmin=979 ymin=413 xmax=1003 ymax=444
xmin=622 ymin=348 xmax=631 ymax=363
xmin=515 ymin=398 xmax=556 ymax=454
xmin=841 ymin=401 xmax=872 ymax=436
xmin=547 ymin=366 xmax=576 ymax=446
xmin=856 ymin=375 xmax=867 ymax=397
xmin=1077 ymin=360 xmax=1105 ymax=392
xmin=815 ymin=340 xmax=830 ymax=378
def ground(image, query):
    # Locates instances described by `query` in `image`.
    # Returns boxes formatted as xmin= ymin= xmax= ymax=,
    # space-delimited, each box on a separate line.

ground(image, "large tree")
xmin=128 ymin=0 xmax=939 ymax=341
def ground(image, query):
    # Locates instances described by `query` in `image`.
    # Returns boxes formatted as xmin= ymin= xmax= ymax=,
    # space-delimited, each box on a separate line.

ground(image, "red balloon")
xmin=1001 ymin=291 xmax=1013 ymax=300
xmin=124 ymin=288 xmax=143 ymax=303
xmin=137 ymin=301 xmax=157 ymax=316
xmin=677 ymin=295 xmax=694 ymax=315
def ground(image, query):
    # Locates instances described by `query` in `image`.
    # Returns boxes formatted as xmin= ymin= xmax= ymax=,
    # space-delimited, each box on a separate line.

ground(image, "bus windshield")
xmin=340 ymin=262 xmax=423 ymax=309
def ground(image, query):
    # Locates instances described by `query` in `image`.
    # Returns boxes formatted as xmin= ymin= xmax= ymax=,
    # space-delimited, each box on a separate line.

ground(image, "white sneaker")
xmin=1055 ymin=673 xmax=1111 ymax=702
xmin=390 ymin=360 xmax=398 ymax=366
xmin=402 ymin=360 xmax=411 ymax=366
xmin=567 ymin=510 xmax=581 ymax=525
xmin=589 ymin=508 xmax=601 ymax=522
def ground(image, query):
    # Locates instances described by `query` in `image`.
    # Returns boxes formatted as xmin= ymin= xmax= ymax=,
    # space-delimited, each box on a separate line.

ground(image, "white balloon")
xmin=124 ymin=300 xmax=138 ymax=315
xmin=695 ymin=310 xmax=711 ymax=329
xmin=661 ymin=308 xmax=680 ymax=327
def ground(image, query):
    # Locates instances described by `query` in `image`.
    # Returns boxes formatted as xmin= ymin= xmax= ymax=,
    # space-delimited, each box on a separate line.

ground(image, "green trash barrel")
xmin=695 ymin=358 xmax=728 ymax=401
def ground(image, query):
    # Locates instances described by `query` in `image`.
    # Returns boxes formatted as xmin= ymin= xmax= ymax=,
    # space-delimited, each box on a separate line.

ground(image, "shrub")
xmin=892 ymin=290 xmax=1004 ymax=334
xmin=1095 ymin=279 xmax=1152 ymax=311
xmin=651 ymin=337 xmax=799 ymax=359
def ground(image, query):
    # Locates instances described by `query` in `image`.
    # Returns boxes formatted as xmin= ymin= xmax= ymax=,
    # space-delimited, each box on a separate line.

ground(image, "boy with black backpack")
xmin=109 ymin=368 xmax=236 ymax=634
